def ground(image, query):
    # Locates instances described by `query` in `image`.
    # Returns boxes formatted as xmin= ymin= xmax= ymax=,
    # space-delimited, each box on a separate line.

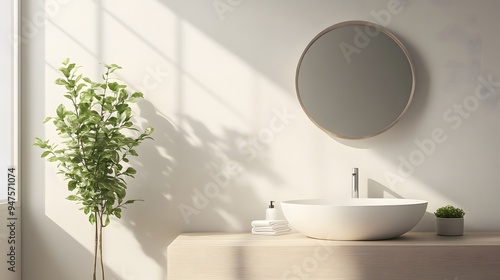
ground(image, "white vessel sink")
xmin=281 ymin=198 xmax=428 ymax=240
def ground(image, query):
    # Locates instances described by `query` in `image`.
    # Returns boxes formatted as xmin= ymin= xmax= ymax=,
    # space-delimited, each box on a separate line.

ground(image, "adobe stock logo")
xmin=135 ymin=65 xmax=170 ymax=93
xmin=11 ymin=0 xmax=72 ymax=47
xmin=369 ymin=0 xmax=408 ymax=27
xmin=178 ymin=150 xmax=243 ymax=224
xmin=340 ymin=0 xmax=409 ymax=64
xmin=385 ymin=74 xmax=500 ymax=187
xmin=213 ymin=0 xmax=244 ymax=21
xmin=237 ymin=107 xmax=296 ymax=161
xmin=282 ymin=239 xmax=334 ymax=279
xmin=340 ymin=25 xmax=382 ymax=64
xmin=178 ymin=106 xmax=296 ymax=224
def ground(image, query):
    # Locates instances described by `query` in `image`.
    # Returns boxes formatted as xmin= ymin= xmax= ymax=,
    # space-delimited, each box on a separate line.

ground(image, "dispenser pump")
xmin=266 ymin=201 xmax=277 ymax=220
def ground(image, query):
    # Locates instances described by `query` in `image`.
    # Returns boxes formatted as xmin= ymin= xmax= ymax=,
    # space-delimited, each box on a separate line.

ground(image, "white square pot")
xmin=435 ymin=218 xmax=464 ymax=236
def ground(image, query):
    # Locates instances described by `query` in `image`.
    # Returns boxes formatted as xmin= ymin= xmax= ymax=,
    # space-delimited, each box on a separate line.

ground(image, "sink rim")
xmin=282 ymin=198 xmax=428 ymax=206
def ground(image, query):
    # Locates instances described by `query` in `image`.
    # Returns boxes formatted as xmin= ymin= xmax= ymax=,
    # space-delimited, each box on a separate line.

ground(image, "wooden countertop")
xmin=171 ymin=231 xmax=500 ymax=247
xmin=168 ymin=232 xmax=500 ymax=279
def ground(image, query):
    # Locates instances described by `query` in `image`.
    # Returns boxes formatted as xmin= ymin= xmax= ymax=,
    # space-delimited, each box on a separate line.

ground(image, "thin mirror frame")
xmin=295 ymin=20 xmax=416 ymax=139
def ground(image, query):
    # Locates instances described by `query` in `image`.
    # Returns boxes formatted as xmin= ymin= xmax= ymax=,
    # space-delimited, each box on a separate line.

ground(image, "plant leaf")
xmin=41 ymin=151 xmax=51 ymax=158
xmin=68 ymin=180 xmax=77 ymax=191
xmin=56 ymin=104 xmax=66 ymax=118
xmin=66 ymin=195 xmax=80 ymax=201
xmin=89 ymin=213 xmax=96 ymax=224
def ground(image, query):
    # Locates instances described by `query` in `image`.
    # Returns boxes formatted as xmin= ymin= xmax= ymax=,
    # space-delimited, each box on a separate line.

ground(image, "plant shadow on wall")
xmin=121 ymin=98 xmax=284 ymax=278
xmin=31 ymin=222 xmax=124 ymax=280
xmin=367 ymin=179 xmax=435 ymax=231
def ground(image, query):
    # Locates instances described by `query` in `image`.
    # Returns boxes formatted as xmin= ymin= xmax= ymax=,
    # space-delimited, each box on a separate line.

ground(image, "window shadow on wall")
xmin=120 ymin=99 xmax=285 ymax=278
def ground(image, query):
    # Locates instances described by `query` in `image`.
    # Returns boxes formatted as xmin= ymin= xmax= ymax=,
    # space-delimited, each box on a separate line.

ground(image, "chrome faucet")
xmin=352 ymin=168 xmax=359 ymax=198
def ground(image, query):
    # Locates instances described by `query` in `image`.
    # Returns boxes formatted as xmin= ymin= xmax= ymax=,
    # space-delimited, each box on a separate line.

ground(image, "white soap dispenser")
xmin=266 ymin=201 xmax=277 ymax=220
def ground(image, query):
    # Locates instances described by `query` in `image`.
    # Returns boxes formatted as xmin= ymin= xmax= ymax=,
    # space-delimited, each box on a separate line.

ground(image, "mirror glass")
xmin=296 ymin=21 xmax=415 ymax=139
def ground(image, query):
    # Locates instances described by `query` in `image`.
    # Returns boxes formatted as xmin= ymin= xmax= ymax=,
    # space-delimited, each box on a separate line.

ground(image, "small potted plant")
xmin=434 ymin=205 xmax=465 ymax=236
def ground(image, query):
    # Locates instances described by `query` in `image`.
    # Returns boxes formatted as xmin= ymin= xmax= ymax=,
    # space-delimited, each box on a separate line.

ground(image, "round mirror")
xmin=296 ymin=21 xmax=415 ymax=139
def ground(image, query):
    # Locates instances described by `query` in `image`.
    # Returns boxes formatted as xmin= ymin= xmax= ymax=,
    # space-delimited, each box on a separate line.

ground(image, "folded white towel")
xmin=252 ymin=225 xmax=290 ymax=232
xmin=251 ymin=220 xmax=288 ymax=227
xmin=252 ymin=228 xmax=291 ymax=235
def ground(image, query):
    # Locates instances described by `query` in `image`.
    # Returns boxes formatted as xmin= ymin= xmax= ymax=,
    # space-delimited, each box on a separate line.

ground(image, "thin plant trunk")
xmin=92 ymin=209 xmax=106 ymax=280
xmin=99 ymin=212 xmax=105 ymax=280
xmin=93 ymin=211 xmax=98 ymax=280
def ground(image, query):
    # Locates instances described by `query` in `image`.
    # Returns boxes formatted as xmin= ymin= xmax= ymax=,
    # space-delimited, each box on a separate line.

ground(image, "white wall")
xmin=23 ymin=0 xmax=500 ymax=279
xmin=0 ymin=0 xmax=13 ymax=202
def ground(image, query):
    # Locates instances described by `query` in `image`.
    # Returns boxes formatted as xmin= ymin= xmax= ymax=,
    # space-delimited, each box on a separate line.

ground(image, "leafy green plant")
xmin=34 ymin=59 xmax=154 ymax=280
xmin=434 ymin=205 xmax=465 ymax=218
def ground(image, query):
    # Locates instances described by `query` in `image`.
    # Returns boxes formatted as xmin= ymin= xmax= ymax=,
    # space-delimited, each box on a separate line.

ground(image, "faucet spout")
xmin=352 ymin=168 xmax=359 ymax=198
